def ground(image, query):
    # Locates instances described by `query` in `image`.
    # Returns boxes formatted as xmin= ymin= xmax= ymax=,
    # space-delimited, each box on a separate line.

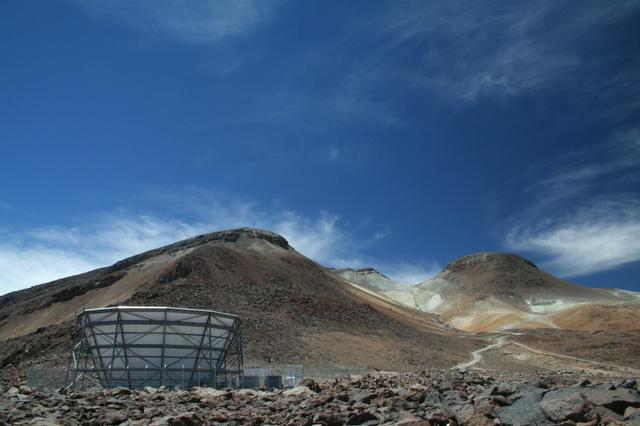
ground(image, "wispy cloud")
xmin=74 ymin=0 xmax=279 ymax=43
xmin=505 ymin=129 xmax=640 ymax=277
xmin=0 ymin=189 xmax=430 ymax=295
xmin=349 ymin=1 xmax=640 ymax=107
xmin=253 ymin=1 xmax=640 ymax=134
xmin=506 ymin=201 xmax=640 ymax=277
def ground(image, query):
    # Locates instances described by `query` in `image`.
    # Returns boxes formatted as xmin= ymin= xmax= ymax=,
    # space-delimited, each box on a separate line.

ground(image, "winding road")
xmin=453 ymin=333 xmax=640 ymax=374
xmin=453 ymin=335 xmax=507 ymax=369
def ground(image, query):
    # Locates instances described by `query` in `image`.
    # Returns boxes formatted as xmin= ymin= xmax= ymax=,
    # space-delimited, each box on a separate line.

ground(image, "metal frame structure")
xmin=67 ymin=306 xmax=243 ymax=390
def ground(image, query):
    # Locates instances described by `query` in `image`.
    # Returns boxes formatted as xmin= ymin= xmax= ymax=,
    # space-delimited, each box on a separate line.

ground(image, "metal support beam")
xmin=66 ymin=307 xmax=243 ymax=390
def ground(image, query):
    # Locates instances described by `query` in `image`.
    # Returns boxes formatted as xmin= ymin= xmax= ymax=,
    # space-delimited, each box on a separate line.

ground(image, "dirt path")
xmin=508 ymin=340 xmax=640 ymax=375
xmin=453 ymin=335 xmax=507 ymax=369
xmin=454 ymin=333 xmax=640 ymax=374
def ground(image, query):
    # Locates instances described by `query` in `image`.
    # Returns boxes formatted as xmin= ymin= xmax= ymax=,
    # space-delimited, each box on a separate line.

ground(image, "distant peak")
xmin=442 ymin=252 xmax=538 ymax=273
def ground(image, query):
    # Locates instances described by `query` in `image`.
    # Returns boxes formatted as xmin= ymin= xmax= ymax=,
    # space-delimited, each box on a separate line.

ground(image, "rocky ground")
xmin=1 ymin=371 xmax=639 ymax=426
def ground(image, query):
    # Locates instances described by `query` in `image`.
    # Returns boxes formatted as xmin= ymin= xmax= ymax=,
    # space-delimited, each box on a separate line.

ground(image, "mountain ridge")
xmin=335 ymin=252 xmax=640 ymax=332
xmin=0 ymin=227 xmax=481 ymax=386
xmin=2 ymin=228 xmax=640 ymax=386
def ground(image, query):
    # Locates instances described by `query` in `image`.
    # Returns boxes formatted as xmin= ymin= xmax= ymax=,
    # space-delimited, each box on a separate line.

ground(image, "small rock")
xmin=282 ymin=386 xmax=316 ymax=397
xmin=351 ymin=390 xmax=375 ymax=404
xmin=425 ymin=408 xmax=449 ymax=424
xmin=18 ymin=385 xmax=32 ymax=395
xmin=467 ymin=414 xmax=496 ymax=426
xmin=313 ymin=412 xmax=345 ymax=426
xmin=346 ymin=411 xmax=377 ymax=425
xmin=300 ymin=378 xmax=322 ymax=393
xmin=490 ymin=395 xmax=510 ymax=407
xmin=149 ymin=415 xmax=174 ymax=426
xmin=27 ymin=418 xmax=61 ymax=426
xmin=492 ymin=383 xmax=516 ymax=397
xmin=5 ymin=386 xmax=19 ymax=396
xmin=395 ymin=414 xmax=430 ymax=425
xmin=191 ymin=387 xmax=226 ymax=399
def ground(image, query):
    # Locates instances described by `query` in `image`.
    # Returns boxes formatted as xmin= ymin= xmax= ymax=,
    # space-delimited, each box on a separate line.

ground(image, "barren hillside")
xmin=0 ymin=228 xmax=481 ymax=385
xmin=338 ymin=253 xmax=640 ymax=333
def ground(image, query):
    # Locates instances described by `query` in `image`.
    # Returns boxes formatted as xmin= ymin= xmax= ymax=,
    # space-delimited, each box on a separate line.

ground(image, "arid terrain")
xmin=1 ymin=228 xmax=639 ymax=425
xmin=336 ymin=253 xmax=640 ymax=333
xmin=2 ymin=371 xmax=640 ymax=425
xmin=0 ymin=228 xmax=481 ymax=387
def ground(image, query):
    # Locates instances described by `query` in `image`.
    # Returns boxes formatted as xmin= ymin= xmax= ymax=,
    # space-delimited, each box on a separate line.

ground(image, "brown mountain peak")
xmin=441 ymin=252 xmax=538 ymax=276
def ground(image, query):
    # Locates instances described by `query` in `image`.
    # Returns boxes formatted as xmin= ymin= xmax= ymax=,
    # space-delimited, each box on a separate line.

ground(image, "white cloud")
xmin=74 ymin=0 xmax=278 ymax=43
xmin=0 ymin=246 xmax=98 ymax=292
xmin=506 ymin=202 xmax=640 ymax=277
xmin=0 ymin=191 xmax=435 ymax=295
xmin=505 ymin=128 xmax=640 ymax=277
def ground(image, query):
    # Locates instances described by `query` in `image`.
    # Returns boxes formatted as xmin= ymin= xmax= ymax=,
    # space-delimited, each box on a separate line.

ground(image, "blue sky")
xmin=1 ymin=0 xmax=639 ymax=294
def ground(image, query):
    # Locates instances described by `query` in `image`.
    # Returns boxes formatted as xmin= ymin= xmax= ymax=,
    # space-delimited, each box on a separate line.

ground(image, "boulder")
xmin=582 ymin=387 xmax=640 ymax=416
xmin=497 ymin=387 xmax=551 ymax=426
xmin=539 ymin=388 xmax=588 ymax=422
xmin=626 ymin=406 xmax=640 ymax=419
xmin=628 ymin=411 xmax=640 ymax=426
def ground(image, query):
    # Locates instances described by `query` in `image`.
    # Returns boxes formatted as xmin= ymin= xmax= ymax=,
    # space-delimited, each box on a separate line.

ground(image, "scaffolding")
xmin=66 ymin=306 xmax=243 ymax=390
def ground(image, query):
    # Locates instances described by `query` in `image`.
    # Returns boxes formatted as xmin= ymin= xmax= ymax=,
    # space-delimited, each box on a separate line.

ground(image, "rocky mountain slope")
xmin=0 ymin=228 xmax=481 ymax=386
xmin=336 ymin=253 xmax=640 ymax=333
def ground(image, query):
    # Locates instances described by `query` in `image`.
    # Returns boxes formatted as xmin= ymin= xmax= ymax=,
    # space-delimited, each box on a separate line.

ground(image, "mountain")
xmin=413 ymin=252 xmax=640 ymax=332
xmin=3 ymin=232 xmax=640 ymax=386
xmin=0 ymin=228 xmax=480 ymax=386
xmin=328 ymin=267 xmax=417 ymax=307
xmin=338 ymin=253 xmax=640 ymax=333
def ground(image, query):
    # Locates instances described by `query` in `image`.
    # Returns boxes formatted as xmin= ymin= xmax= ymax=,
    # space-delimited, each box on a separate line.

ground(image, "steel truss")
xmin=67 ymin=306 xmax=243 ymax=390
